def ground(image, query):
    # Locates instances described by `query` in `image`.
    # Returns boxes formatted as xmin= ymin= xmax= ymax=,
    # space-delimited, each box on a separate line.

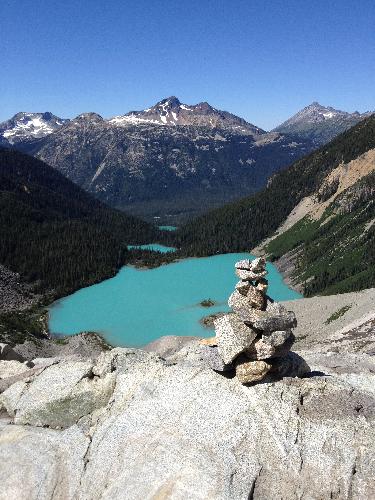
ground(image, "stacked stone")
xmin=200 ymin=256 xmax=309 ymax=384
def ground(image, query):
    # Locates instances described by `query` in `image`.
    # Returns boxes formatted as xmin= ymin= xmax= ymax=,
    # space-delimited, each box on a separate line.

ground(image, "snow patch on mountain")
xmin=0 ymin=112 xmax=68 ymax=144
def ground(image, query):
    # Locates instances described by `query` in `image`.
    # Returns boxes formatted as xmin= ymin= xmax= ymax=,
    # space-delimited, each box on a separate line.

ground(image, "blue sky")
xmin=1 ymin=0 xmax=374 ymax=129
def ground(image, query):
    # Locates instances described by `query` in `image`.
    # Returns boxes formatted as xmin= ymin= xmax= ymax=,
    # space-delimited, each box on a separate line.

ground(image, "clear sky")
xmin=1 ymin=0 xmax=374 ymax=130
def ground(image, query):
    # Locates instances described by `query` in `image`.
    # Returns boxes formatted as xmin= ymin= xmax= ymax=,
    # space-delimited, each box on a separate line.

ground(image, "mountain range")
xmin=1 ymin=99 xmax=372 ymax=222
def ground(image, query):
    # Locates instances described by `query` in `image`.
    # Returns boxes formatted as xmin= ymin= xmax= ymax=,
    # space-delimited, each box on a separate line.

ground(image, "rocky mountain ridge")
xmin=252 ymin=146 xmax=375 ymax=295
xmin=14 ymin=99 xmax=313 ymax=222
xmin=109 ymin=96 xmax=265 ymax=134
xmin=3 ymin=98 xmax=372 ymax=221
xmin=273 ymin=102 xmax=372 ymax=145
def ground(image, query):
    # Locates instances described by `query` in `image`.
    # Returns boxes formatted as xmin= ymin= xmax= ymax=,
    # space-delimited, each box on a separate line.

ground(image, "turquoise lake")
xmin=49 ymin=252 xmax=301 ymax=347
xmin=158 ymin=225 xmax=177 ymax=231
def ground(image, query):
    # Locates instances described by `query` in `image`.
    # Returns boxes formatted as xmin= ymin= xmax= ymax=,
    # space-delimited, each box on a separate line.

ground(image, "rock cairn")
xmin=200 ymin=256 xmax=310 ymax=384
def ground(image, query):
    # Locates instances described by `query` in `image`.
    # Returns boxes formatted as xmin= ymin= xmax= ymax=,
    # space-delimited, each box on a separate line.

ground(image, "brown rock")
xmin=199 ymin=337 xmax=218 ymax=347
xmin=235 ymin=281 xmax=250 ymax=296
xmin=250 ymin=257 xmax=266 ymax=273
xmin=235 ymin=359 xmax=272 ymax=384
xmin=246 ymin=285 xmax=266 ymax=310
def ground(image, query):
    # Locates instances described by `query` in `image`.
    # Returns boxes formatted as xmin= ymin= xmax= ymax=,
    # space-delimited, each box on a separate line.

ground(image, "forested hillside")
xmin=0 ymin=148 xmax=159 ymax=298
xmin=177 ymin=116 xmax=375 ymax=295
xmin=265 ymin=171 xmax=374 ymax=295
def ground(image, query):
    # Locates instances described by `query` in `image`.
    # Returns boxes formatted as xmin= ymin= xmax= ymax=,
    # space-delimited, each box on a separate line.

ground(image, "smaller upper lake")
xmin=127 ymin=243 xmax=176 ymax=253
xmin=158 ymin=225 xmax=177 ymax=231
xmin=49 ymin=251 xmax=301 ymax=348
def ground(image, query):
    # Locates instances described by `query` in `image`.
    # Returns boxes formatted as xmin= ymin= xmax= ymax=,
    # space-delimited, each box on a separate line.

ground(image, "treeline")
xmin=0 ymin=148 xmax=160 ymax=298
xmin=176 ymin=115 xmax=375 ymax=256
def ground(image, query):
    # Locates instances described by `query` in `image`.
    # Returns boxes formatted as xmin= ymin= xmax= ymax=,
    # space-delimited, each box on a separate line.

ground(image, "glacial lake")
xmin=49 ymin=250 xmax=301 ymax=347
xmin=158 ymin=225 xmax=177 ymax=231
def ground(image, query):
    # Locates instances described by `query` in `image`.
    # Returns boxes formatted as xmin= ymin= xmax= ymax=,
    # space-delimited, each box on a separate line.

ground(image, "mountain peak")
xmin=155 ymin=96 xmax=181 ymax=108
xmin=74 ymin=112 xmax=104 ymax=122
xmin=109 ymin=97 xmax=264 ymax=134
xmin=0 ymin=112 xmax=68 ymax=144
xmin=273 ymin=102 xmax=372 ymax=145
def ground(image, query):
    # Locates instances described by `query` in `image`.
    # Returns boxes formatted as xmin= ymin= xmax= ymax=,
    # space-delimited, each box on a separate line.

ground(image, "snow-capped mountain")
xmin=273 ymin=102 xmax=372 ymax=145
xmin=108 ymin=96 xmax=264 ymax=135
xmin=16 ymin=105 xmax=313 ymax=222
xmin=6 ymin=98 xmax=371 ymax=222
xmin=0 ymin=112 xmax=69 ymax=145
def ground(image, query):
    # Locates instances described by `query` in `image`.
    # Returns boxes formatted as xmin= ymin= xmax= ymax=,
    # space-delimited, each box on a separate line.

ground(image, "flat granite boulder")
xmin=0 ymin=346 xmax=374 ymax=499
xmin=214 ymin=314 xmax=258 ymax=365
xmin=0 ymin=360 xmax=31 ymax=380
xmin=0 ymin=360 xmax=116 ymax=428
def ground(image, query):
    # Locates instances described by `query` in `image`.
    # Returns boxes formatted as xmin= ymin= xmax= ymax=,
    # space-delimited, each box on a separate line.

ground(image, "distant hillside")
xmin=177 ymin=115 xmax=375 ymax=296
xmin=0 ymin=148 xmax=159 ymax=298
xmin=273 ymin=102 xmax=372 ymax=146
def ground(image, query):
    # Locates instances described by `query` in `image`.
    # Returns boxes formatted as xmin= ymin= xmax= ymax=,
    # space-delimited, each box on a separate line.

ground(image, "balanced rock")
xmin=214 ymin=314 xmax=257 ymax=365
xmin=245 ymin=331 xmax=295 ymax=360
xmin=250 ymin=256 xmax=266 ymax=272
xmin=235 ymin=358 xmax=272 ymax=384
xmin=236 ymin=268 xmax=267 ymax=281
xmin=228 ymin=290 xmax=251 ymax=311
xmin=210 ymin=253 xmax=309 ymax=385
xmin=235 ymin=306 xmax=297 ymax=333
xmin=235 ymin=280 xmax=250 ymax=296
xmin=199 ymin=345 xmax=233 ymax=372
xmin=235 ymin=259 xmax=252 ymax=270
xmin=265 ymin=329 xmax=294 ymax=347
xmin=247 ymin=284 xmax=266 ymax=310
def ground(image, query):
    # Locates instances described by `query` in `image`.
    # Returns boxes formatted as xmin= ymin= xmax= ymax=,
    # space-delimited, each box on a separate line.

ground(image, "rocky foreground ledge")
xmin=1 ymin=329 xmax=375 ymax=499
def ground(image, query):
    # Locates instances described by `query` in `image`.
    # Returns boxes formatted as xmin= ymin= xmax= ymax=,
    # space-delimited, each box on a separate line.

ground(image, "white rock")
xmin=0 ymin=360 xmax=116 ymax=428
xmin=0 ymin=360 xmax=31 ymax=379
xmin=0 ymin=422 xmax=89 ymax=499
